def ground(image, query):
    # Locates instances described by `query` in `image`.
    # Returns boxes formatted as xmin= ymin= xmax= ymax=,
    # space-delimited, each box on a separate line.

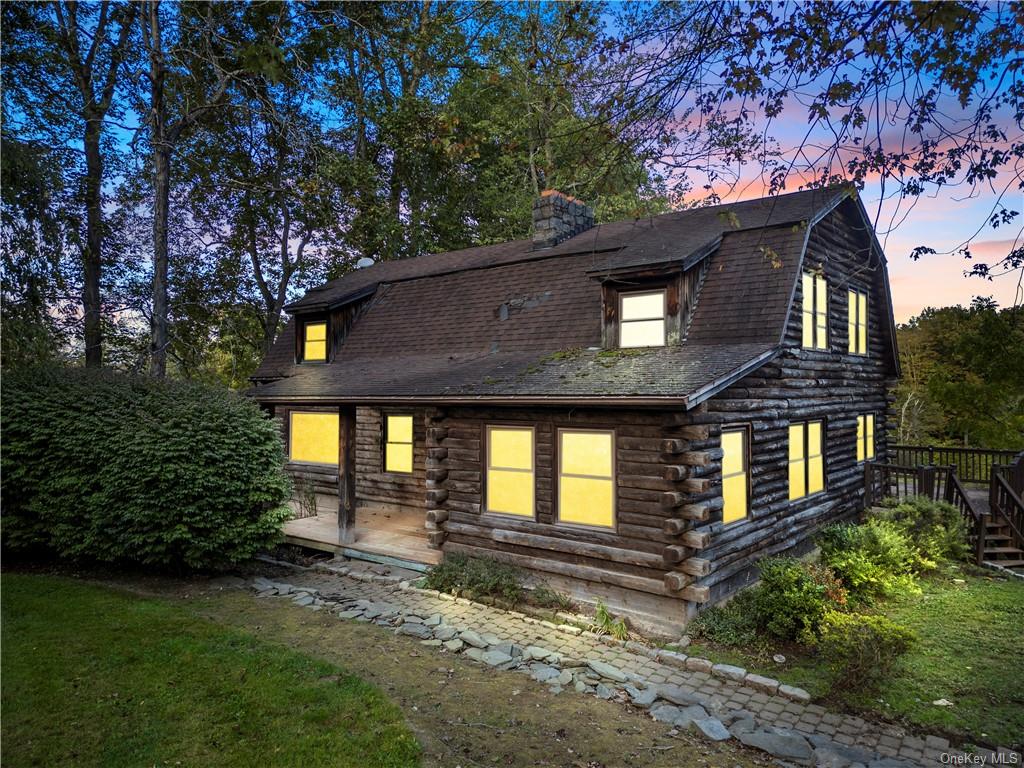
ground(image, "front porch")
xmin=282 ymin=501 xmax=441 ymax=571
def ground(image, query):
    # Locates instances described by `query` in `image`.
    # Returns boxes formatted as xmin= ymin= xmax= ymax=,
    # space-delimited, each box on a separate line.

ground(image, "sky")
xmin=697 ymin=133 xmax=1023 ymax=327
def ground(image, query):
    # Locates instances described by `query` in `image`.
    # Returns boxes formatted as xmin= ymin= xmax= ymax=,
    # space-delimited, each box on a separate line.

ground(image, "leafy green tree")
xmin=2 ymin=0 xmax=137 ymax=367
xmin=895 ymin=300 xmax=1024 ymax=448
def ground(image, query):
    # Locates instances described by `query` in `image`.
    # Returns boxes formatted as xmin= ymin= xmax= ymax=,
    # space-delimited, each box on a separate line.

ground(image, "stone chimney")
xmin=531 ymin=189 xmax=595 ymax=249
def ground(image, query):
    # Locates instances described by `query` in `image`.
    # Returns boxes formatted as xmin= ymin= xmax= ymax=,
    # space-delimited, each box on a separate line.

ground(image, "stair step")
xmin=984 ymin=534 xmax=1013 ymax=542
xmin=989 ymin=559 xmax=1024 ymax=568
xmin=983 ymin=547 xmax=1024 ymax=555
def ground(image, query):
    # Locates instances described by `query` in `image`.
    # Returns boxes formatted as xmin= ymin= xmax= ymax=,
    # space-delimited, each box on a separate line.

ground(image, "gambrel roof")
xmin=251 ymin=186 xmax=899 ymax=407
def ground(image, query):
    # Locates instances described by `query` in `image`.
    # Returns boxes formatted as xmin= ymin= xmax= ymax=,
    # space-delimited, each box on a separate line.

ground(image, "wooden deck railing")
xmin=991 ymin=457 xmax=1024 ymax=553
xmin=892 ymin=445 xmax=1022 ymax=484
xmin=862 ymin=462 xmax=954 ymax=507
xmin=863 ymin=461 xmax=988 ymax=564
xmin=944 ymin=471 xmax=988 ymax=565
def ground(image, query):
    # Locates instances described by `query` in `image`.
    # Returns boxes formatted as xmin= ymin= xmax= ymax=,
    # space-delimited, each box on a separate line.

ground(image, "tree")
xmin=137 ymin=0 xmax=241 ymax=377
xmin=895 ymin=300 xmax=1024 ymax=448
xmin=610 ymin=2 xmax=1024 ymax=281
xmin=2 ymin=0 xmax=137 ymax=367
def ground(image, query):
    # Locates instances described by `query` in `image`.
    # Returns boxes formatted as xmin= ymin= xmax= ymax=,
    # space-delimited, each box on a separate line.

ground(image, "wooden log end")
xmin=680 ymin=530 xmax=711 ymax=550
xmin=663 ymin=571 xmax=693 ymax=592
xmin=662 ymin=544 xmax=688 ymax=566
xmin=427 ymin=531 xmax=447 ymax=549
xmin=659 ymin=491 xmax=685 ymax=509
xmin=680 ymin=503 xmax=709 ymax=522
xmin=662 ymin=518 xmax=688 ymax=536
xmin=680 ymin=557 xmax=712 ymax=577
xmin=663 ymin=465 xmax=690 ymax=482
xmin=681 ymin=585 xmax=710 ymax=603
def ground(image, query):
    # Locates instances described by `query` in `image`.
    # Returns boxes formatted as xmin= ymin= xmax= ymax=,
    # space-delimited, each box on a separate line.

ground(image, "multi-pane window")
xmin=848 ymin=289 xmax=868 ymax=355
xmin=619 ymin=290 xmax=666 ymax=348
xmin=303 ymin=321 xmax=327 ymax=362
xmin=856 ymin=414 xmax=875 ymax=462
xmin=721 ymin=426 xmax=750 ymax=524
xmin=788 ymin=420 xmax=824 ymax=500
xmin=289 ymin=411 xmax=339 ymax=465
xmin=801 ymin=272 xmax=828 ymax=350
xmin=486 ymin=426 xmax=535 ymax=517
xmin=558 ymin=430 xmax=615 ymax=528
xmin=384 ymin=414 xmax=413 ymax=473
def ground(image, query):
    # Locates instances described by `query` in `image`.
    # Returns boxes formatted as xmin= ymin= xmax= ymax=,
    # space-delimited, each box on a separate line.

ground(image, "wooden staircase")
xmin=982 ymin=516 xmax=1024 ymax=572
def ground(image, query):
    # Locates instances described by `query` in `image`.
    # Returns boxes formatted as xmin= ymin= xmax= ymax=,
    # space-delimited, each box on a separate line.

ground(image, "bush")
xmin=818 ymin=520 xmax=922 ymax=603
xmin=689 ymin=587 xmax=763 ymax=647
xmin=752 ymin=557 xmax=848 ymax=643
xmin=1 ymin=366 xmax=291 ymax=568
xmin=871 ymin=496 xmax=969 ymax=563
xmin=422 ymin=553 xmax=524 ymax=604
xmin=819 ymin=611 xmax=916 ymax=691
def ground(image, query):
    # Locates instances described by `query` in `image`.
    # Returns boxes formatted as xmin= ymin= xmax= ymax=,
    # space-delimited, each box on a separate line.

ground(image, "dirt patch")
xmin=80 ymin=569 xmax=769 ymax=768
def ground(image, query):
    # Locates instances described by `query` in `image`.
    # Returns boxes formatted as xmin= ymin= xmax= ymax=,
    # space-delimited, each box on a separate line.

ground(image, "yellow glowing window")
xmin=385 ymin=414 xmax=413 ymax=473
xmin=558 ymin=430 xmax=615 ymax=528
xmin=856 ymin=414 xmax=875 ymax=462
xmin=303 ymin=321 xmax=327 ymax=361
xmin=619 ymin=290 xmax=666 ymax=348
xmin=486 ymin=426 xmax=534 ymax=517
xmin=847 ymin=289 xmax=868 ymax=354
xmin=789 ymin=420 xmax=825 ymax=500
xmin=289 ymin=411 xmax=339 ymax=465
xmin=721 ymin=427 xmax=749 ymax=524
xmin=801 ymin=272 xmax=828 ymax=350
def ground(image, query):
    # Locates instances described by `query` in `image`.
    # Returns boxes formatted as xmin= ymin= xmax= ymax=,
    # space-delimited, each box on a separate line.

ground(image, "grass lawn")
xmin=684 ymin=566 xmax=1024 ymax=750
xmin=1 ymin=573 xmax=420 ymax=768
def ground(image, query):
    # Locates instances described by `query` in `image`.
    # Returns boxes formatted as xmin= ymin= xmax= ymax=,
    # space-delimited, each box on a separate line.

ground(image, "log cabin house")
xmin=249 ymin=185 xmax=900 ymax=633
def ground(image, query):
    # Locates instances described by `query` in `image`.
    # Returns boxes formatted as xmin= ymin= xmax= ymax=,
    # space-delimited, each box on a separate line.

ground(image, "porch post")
xmin=338 ymin=405 xmax=356 ymax=544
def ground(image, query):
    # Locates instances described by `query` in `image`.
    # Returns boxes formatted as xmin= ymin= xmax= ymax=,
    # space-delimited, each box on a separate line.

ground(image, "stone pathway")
xmin=243 ymin=560 xmax=1019 ymax=768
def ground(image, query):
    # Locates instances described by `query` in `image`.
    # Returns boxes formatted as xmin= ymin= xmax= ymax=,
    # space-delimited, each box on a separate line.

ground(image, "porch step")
xmin=983 ymin=547 xmax=1024 ymax=556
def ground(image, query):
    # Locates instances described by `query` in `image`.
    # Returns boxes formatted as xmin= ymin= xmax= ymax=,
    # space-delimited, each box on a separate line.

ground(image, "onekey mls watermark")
xmin=940 ymin=751 xmax=1021 ymax=766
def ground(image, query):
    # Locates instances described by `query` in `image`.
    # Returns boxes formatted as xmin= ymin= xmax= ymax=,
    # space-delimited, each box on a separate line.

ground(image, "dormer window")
xmin=619 ymin=290 xmax=666 ymax=348
xmin=302 ymin=321 xmax=327 ymax=362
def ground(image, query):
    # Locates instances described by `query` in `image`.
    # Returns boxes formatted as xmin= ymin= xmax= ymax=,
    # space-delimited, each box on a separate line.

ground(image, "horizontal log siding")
xmin=275 ymin=404 xmax=427 ymax=512
xmin=276 ymin=404 xmax=340 ymax=496
xmin=435 ymin=406 xmax=678 ymax=596
xmin=355 ymin=406 xmax=427 ymax=512
xmin=680 ymin=203 xmax=897 ymax=604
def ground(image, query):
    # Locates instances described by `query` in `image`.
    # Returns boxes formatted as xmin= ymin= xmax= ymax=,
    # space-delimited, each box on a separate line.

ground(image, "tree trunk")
xmin=82 ymin=118 xmax=104 ymax=367
xmin=150 ymin=146 xmax=171 ymax=378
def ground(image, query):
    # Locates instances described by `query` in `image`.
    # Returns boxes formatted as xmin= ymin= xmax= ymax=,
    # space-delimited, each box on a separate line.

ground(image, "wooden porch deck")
xmin=283 ymin=502 xmax=441 ymax=570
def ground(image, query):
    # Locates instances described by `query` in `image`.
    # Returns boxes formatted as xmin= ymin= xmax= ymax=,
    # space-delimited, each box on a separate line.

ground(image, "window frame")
xmin=555 ymin=427 xmax=617 ymax=531
xmin=721 ymin=424 xmax=751 ymax=526
xmin=618 ymin=289 xmax=667 ymax=349
xmin=856 ymin=414 xmax=875 ymax=463
xmin=483 ymin=424 xmax=537 ymax=520
xmin=300 ymin=319 xmax=329 ymax=363
xmin=788 ymin=419 xmax=826 ymax=501
xmin=801 ymin=271 xmax=829 ymax=351
xmin=847 ymin=288 xmax=868 ymax=355
xmin=383 ymin=412 xmax=414 ymax=475
xmin=287 ymin=410 xmax=340 ymax=467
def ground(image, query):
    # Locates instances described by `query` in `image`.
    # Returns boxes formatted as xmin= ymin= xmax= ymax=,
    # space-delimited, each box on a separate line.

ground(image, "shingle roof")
xmin=251 ymin=187 xmax=854 ymax=404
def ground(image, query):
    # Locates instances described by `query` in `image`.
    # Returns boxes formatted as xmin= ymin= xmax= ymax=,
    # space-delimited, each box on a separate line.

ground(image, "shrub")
xmin=422 ymin=553 xmax=524 ymax=604
xmin=818 ymin=520 xmax=922 ymax=603
xmin=818 ymin=611 xmax=916 ymax=691
xmin=1 ymin=366 xmax=291 ymax=568
xmin=530 ymin=584 xmax=574 ymax=612
xmin=871 ymin=496 xmax=969 ymax=563
xmin=689 ymin=587 xmax=763 ymax=647
xmin=590 ymin=599 xmax=629 ymax=640
xmin=752 ymin=557 xmax=848 ymax=643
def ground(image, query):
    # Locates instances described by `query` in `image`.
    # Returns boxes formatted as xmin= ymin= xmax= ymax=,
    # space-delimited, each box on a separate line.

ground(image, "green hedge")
xmin=1 ymin=366 xmax=291 ymax=568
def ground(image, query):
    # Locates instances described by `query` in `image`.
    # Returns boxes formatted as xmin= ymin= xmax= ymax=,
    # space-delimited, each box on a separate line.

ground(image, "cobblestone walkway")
xmin=246 ymin=560 xmax=1018 ymax=768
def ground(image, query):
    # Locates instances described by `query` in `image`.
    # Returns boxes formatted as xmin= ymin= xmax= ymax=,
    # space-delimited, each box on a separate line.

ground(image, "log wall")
xmin=275 ymin=404 xmax=427 ymax=514
xmin=668 ymin=202 xmax=898 ymax=605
